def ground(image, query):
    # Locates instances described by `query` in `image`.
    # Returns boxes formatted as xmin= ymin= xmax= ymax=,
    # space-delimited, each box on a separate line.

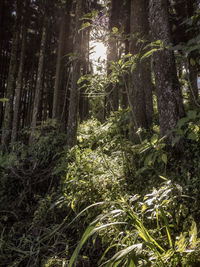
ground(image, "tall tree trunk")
xmin=52 ymin=14 xmax=66 ymax=120
xmin=121 ymin=0 xmax=131 ymax=109
xmin=1 ymin=2 xmax=21 ymax=149
xmin=129 ymin=0 xmax=153 ymax=141
xmin=79 ymin=21 xmax=90 ymax=122
xmin=53 ymin=0 xmax=72 ymax=123
xmin=11 ymin=1 xmax=29 ymax=143
xmin=187 ymin=0 xmax=199 ymax=105
xmin=149 ymin=0 xmax=185 ymax=139
xmin=29 ymin=17 xmax=48 ymax=144
xmin=105 ymin=0 xmax=120 ymax=117
xmin=66 ymin=0 xmax=83 ymax=148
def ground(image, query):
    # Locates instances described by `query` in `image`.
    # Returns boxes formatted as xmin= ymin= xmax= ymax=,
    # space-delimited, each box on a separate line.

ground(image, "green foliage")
xmin=70 ymin=180 xmax=200 ymax=267
xmin=1 ymin=110 xmax=200 ymax=266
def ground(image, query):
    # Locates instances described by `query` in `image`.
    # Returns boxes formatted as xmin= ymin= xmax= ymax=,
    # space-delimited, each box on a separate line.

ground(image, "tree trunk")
xmin=1 ymin=2 xmax=21 ymax=149
xmin=149 ymin=0 xmax=185 ymax=139
xmin=121 ymin=0 xmax=131 ymax=109
xmin=79 ymin=21 xmax=90 ymax=122
xmin=11 ymin=1 xmax=29 ymax=143
xmin=105 ymin=0 xmax=120 ymax=117
xmin=53 ymin=0 xmax=72 ymax=123
xmin=129 ymin=0 xmax=153 ymax=141
xmin=52 ymin=14 xmax=66 ymax=120
xmin=29 ymin=17 xmax=48 ymax=144
xmin=66 ymin=0 xmax=83 ymax=148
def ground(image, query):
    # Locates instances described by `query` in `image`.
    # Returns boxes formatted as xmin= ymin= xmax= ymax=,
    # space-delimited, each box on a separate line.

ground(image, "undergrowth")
xmin=0 ymin=110 xmax=200 ymax=266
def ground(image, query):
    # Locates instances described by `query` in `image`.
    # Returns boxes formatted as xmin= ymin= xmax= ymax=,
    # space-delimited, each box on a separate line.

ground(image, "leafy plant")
xmin=69 ymin=180 xmax=200 ymax=267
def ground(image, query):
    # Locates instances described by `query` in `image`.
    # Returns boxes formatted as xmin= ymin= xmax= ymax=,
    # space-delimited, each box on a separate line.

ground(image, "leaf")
xmin=112 ymin=27 xmax=118 ymax=34
xmin=79 ymin=22 xmax=91 ymax=32
xmin=141 ymin=48 xmax=162 ymax=60
xmin=68 ymin=224 xmax=96 ymax=267
xmin=190 ymin=58 xmax=196 ymax=66
xmin=187 ymin=132 xmax=197 ymax=140
xmin=187 ymin=110 xmax=197 ymax=120
xmin=161 ymin=154 xmax=167 ymax=165
xmin=0 ymin=98 xmax=8 ymax=102
xmin=77 ymin=75 xmax=88 ymax=84
xmin=159 ymin=176 xmax=168 ymax=181
xmin=189 ymin=221 xmax=198 ymax=247
xmin=151 ymin=134 xmax=158 ymax=145
xmin=104 ymin=244 xmax=142 ymax=266
xmin=124 ymin=53 xmax=132 ymax=58
xmin=144 ymin=153 xmax=153 ymax=166
xmin=159 ymin=207 xmax=173 ymax=248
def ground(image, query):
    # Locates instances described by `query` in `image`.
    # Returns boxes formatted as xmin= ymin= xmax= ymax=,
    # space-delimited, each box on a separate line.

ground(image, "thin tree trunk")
xmin=79 ymin=24 xmax=90 ymax=122
xmin=149 ymin=0 xmax=185 ymax=139
xmin=66 ymin=0 xmax=83 ymax=148
xmin=29 ymin=17 xmax=48 ymax=144
xmin=52 ymin=13 xmax=67 ymax=120
xmin=188 ymin=56 xmax=199 ymax=105
xmin=1 ymin=3 xmax=21 ymax=149
xmin=53 ymin=0 xmax=72 ymax=124
xmin=11 ymin=22 xmax=28 ymax=143
xmin=105 ymin=0 xmax=120 ymax=117
xmin=122 ymin=0 xmax=131 ymax=109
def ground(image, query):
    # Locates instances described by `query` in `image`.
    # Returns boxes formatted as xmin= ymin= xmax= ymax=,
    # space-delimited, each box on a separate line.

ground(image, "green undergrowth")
xmin=0 ymin=110 xmax=200 ymax=266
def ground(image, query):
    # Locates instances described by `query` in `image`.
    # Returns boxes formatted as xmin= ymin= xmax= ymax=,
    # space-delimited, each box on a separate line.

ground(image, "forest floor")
xmin=1 ymin=111 xmax=200 ymax=266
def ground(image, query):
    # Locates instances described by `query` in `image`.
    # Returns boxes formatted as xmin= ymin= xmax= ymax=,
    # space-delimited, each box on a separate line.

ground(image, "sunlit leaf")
xmin=0 ymin=98 xmax=8 ymax=102
xmin=190 ymin=58 xmax=196 ymax=66
xmin=112 ymin=27 xmax=118 ymax=34
xmin=79 ymin=22 xmax=91 ymax=32
xmin=161 ymin=154 xmax=167 ymax=165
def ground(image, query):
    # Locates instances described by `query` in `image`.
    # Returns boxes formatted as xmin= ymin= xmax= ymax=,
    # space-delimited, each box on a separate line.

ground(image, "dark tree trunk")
xmin=12 ymin=0 xmax=29 ymax=143
xmin=129 ymin=0 xmax=153 ymax=141
xmin=29 ymin=17 xmax=48 ymax=144
xmin=149 ymin=0 xmax=185 ymax=139
xmin=1 ymin=2 xmax=21 ymax=149
xmin=121 ymin=0 xmax=131 ymax=110
xmin=53 ymin=0 xmax=72 ymax=123
xmin=66 ymin=0 xmax=84 ymax=148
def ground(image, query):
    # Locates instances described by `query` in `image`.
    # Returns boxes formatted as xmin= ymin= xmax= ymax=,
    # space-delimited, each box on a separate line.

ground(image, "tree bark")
xmin=105 ymin=0 xmax=120 ymax=117
xmin=149 ymin=0 xmax=185 ymax=139
xmin=121 ymin=0 xmax=131 ymax=110
xmin=53 ymin=0 xmax=72 ymax=122
xmin=11 ymin=0 xmax=29 ymax=143
xmin=66 ymin=0 xmax=83 ymax=148
xmin=1 ymin=2 xmax=21 ymax=149
xmin=29 ymin=17 xmax=48 ymax=144
xmin=129 ymin=0 xmax=153 ymax=141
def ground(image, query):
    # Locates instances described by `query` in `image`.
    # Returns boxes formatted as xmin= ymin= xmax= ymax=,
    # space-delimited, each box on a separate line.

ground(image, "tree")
xmin=121 ymin=0 xmax=131 ymax=109
xmin=1 ymin=0 xmax=21 ymax=149
xmin=29 ymin=15 xmax=48 ymax=144
xmin=129 ymin=0 xmax=153 ymax=141
xmin=171 ymin=0 xmax=200 ymax=106
xmin=105 ymin=0 xmax=121 ymax=117
xmin=11 ymin=0 xmax=29 ymax=143
xmin=149 ymin=0 xmax=185 ymax=139
xmin=52 ymin=0 xmax=72 ymax=124
xmin=67 ymin=0 xmax=84 ymax=148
